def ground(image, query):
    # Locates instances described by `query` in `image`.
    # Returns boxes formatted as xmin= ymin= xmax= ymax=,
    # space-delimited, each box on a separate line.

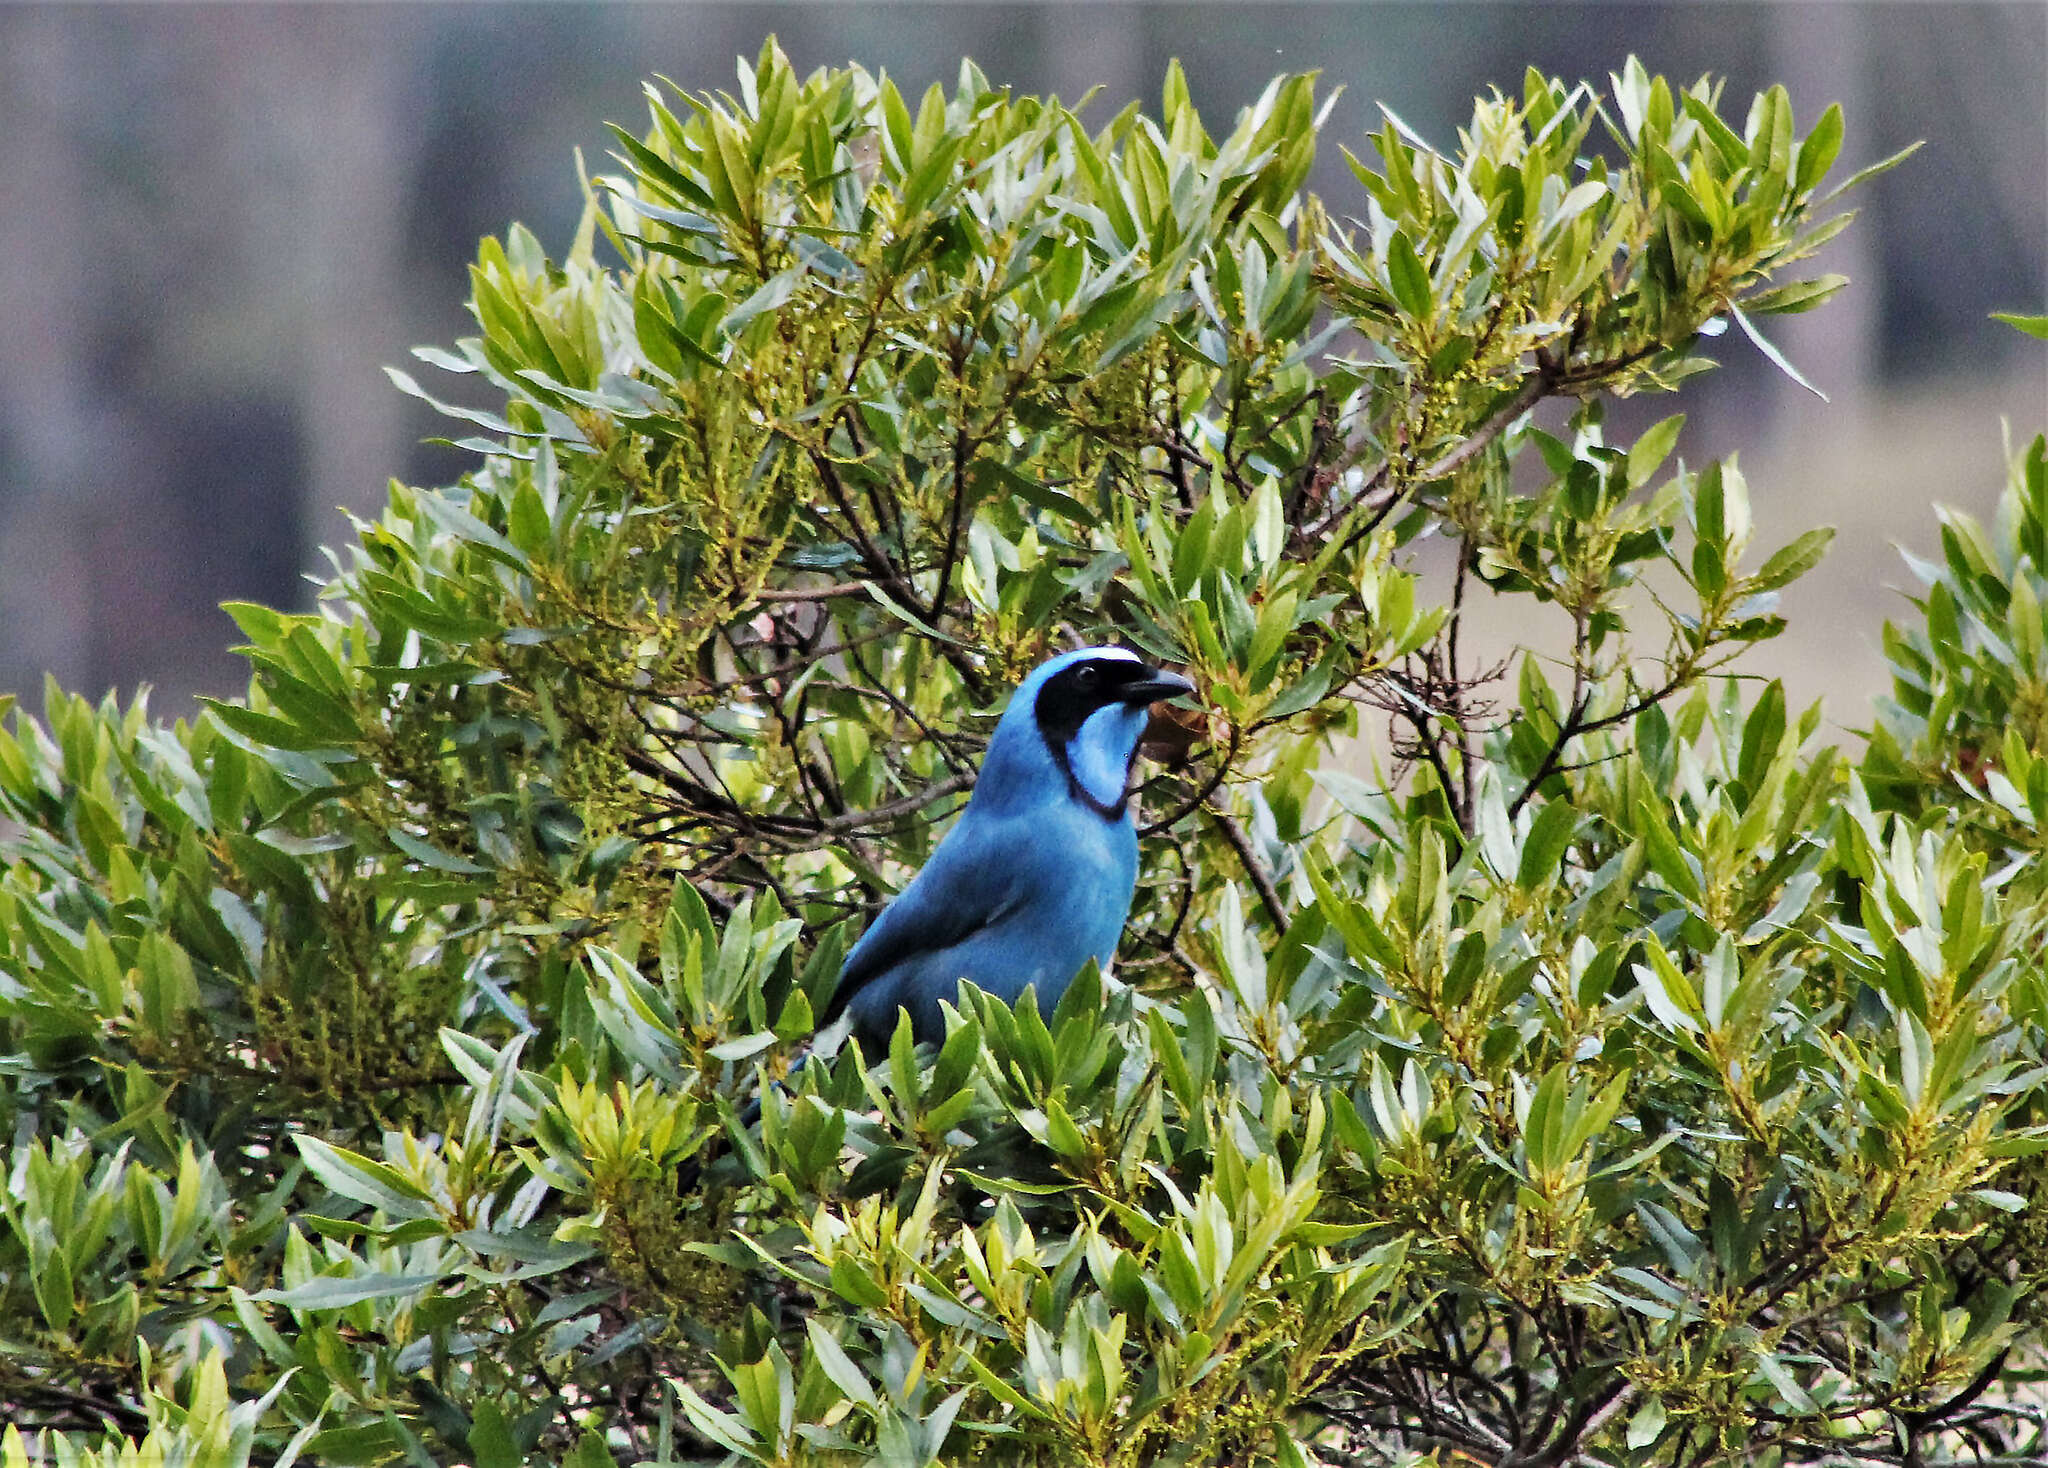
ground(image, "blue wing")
xmin=821 ymin=818 xmax=1024 ymax=1025
xmin=821 ymin=803 xmax=1137 ymax=1045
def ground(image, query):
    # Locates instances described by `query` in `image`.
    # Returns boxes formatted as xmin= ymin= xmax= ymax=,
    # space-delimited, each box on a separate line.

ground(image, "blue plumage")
xmin=821 ymin=647 xmax=1195 ymax=1049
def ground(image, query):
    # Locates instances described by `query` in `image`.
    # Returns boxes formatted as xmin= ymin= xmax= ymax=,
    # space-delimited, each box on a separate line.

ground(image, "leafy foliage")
xmin=4 ymin=41 xmax=2041 ymax=1468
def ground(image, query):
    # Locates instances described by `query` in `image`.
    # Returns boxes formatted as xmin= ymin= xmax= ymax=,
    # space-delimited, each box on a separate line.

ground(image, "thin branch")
xmin=1209 ymin=797 xmax=1290 ymax=932
xmin=930 ymin=418 xmax=976 ymax=625
xmin=1448 ymin=543 xmax=1476 ymax=831
xmin=613 ymin=725 xmax=972 ymax=854
xmin=808 ymin=448 xmax=909 ymax=596
xmin=1141 ymin=726 xmax=1243 ymax=836
xmin=1503 ymin=648 xmax=1747 ymax=819
xmin=1415 ymin=369 xmax=1552 ymax=486
xmin=839 ymin=638 xmax=982 ymax=778
xmin=1516 ymin=1380 xmax=1637 ymax=1468
xmin=1898 ymin=1349 xmax=2015 ymax=1435
xmin=752 ymin=582 xmax=870 ymax=602
xmin=817 ymin=772 xmax=975 ymax=836
xmin=1305 ymin=368 xmax=1548 ymax=544
xmin=1309 ymin=337 xmax=1668 ymax=551
xmin=1164 ymin=382 xmax=1198 ymax=510
xmin=1 ymin=1367 xmax=155 ymax=1432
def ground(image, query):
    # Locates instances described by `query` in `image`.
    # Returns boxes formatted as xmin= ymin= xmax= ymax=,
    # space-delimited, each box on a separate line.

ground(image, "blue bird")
xmin=820 ymin=647 xmax=1195 ymax=1051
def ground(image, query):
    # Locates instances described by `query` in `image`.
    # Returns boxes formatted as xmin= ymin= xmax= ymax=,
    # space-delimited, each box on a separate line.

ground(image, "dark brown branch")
xmin=712 ymin=624 xmax=897 ymax=694
xmin=1308 ymin=340 xmax=1679 ymax=549
xmin=1287 ymin=388 xmax=1335 ymax=525
xmin=1141 ymin=725 xmax=1243 ymax=836
xmin=1503 ymin=651 xmax=1740 ymax=820
xmin=1164 ymin=382 xmax=1198 ymax=510
xmin=808 ymin=448 xmax=910 ymax=597
xmin=1508 ymin=1379 xmax=1636 ymax=1468
xmin=818 ymin=673 xmax=980 ymax=781
xmin=1130 ymin=839 xmax=1200 ymax=970
xmin=1416 ymin=369 xmax=1553 ymax=487
xmin=1 ymin=1374 xmax=152 ymax=1432
xmin=817 ymin=771 xmax=975 ymax=837
xmin=1311 ymin=1399 xmax=1507 ymax=1459
xmin=1208 ymin=797 xmax=1290 ymax=932
xmin=1448 ymin=544 xmax=1475 ymax=830
xmin=927 ymin=394 xmax=976 ymax=625
xmin=1304 ymin=370 xmax=1541 ymax=545
xmin=1898 ymin=1348 xmax=2014 ymax=1435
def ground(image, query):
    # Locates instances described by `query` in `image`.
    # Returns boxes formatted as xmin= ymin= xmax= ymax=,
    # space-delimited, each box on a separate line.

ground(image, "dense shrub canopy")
xmin=5 ymin=41 xmax=2046 ymax=1468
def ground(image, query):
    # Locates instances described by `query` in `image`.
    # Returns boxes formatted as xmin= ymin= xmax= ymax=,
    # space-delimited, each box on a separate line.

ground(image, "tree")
xmin=4 ymin=41 xmax=2041 ymax=1468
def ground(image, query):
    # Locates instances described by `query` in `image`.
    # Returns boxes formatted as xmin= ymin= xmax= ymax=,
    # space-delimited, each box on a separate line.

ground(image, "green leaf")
xmin=412 ymin=490 xmax=531 ymax=571
xmin=1754 ymin=1351 xmax=1817 ymax=1414
xmin=1745 ymin=275 xmax=1848 ymax=316
xmin=1730 ymin=303 xmax=1826 ymax=401
xmin=1992 ymin=311 xmax=2048 ymax=340
xmin=806 ymin=1320 xmax=879 ymax=1410
xmin=1516 ymin=800 xmax=1579 ymax=889
xmin=972 ymin=459 xmax=1091 ymax=522
xmin=467 ymin=1400 xmax=523 ymax=1468
xmin=202 ymin=699 xmax=335 ymax=753
xmin=1627 ymin=414 xmax=1686 ymax=488
xmin=1752 ymin=527 xmax=1835 ymax=591
xmin=1819 ymin=139 xmax=1923 ymax=204
xmin=258 ymin=1271 xmax=444 ymax=1310
xmin=564 ymin=1431 xmax=618 ymax=1468
xmin=31 ymin=1249 xmax=73 ymax=1334
xmin=1386 ymin=231 xmax=1432 ymax=321
xmin=295 ymin=1137 xmax=435 ymax=1218
xmin=1634 ymin=944 xmax=1703 ymax=1034
xmin=1793 ymin=102 xmax=1843 ymax=195
xmin=1626 ymin=1395 xmax=1668 ymax=1449
xmin=389 ymin=830 xmax=487 ymax=875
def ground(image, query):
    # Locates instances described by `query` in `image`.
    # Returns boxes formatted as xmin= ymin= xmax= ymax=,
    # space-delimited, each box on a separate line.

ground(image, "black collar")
xmin=1044 ymin=735 xmax=1131 ymax=821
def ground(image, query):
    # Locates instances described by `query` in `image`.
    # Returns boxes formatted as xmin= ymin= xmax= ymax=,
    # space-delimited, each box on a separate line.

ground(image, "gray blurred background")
xmin=1 ymin=3 xmax=2043 ymax=727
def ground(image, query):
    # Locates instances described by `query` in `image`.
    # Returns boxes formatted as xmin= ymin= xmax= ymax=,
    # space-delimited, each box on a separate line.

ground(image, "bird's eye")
xmin=1074 ymin=664 xmax=1100 ymax=690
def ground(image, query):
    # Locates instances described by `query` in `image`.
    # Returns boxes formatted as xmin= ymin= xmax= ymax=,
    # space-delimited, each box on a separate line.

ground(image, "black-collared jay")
xmin=819 ymin=646 xmax=1195 ymax=1049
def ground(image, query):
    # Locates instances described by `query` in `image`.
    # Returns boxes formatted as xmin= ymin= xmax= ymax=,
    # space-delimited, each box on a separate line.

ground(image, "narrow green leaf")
xmin=258 ymin=1271 xmax=444 ymax=1310
xmin=1819 ymin=139 xmax=1923 ymax=204
xmin=1627 ymin=414 xmax=1686 ymax=489
xmin=1730 ymin=304 xmax=1827 ymax=401
xmin=1752 ymin=527 xmax=1835 ymax=591
xmin=295 ymin=1136 xmax=434 ymax=1217
xmin=1386 ymin=231 xmax=1432 ymax=321
xmin=1516 ymin=801 xmax=1579 ymax=889
xmin=1793 ymin=102 xmax=1843 ymax=195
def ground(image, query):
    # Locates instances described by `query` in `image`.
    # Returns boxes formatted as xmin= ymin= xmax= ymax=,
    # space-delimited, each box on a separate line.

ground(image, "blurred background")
xmin=1 ymin=2 xmax=2042 ymax=727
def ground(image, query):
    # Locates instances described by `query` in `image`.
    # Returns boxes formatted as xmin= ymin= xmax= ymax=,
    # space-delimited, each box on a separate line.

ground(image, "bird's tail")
xmin=733 ymin=1046 xmax=808 ymax=1131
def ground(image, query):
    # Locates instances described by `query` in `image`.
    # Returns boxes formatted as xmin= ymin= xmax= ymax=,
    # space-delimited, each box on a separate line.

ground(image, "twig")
xmin=1516 ymin=1380 xmax=1637 ymax=1468
xmin=1304 ymin=369 xmax=1549 ymax=544
xmin=1141 ymin=726 xmax=1243 ymax=836
xmin=2 ymin=1375 xmax=151 ymax=1432
xmin=1448 ymin=544 xmax=1475 ymax=831
xmin=928 ymin=408 xmax=976 ymax=625
xmin=1416 ymin=369 xmax=1553 ymax=486
xmin=808 ymin=449 xmax=911 ymax=599
xmin=752 ymin=582 xmax=869 ymax=602
xmin=1208 ymin=797 xmax=1290 ymax=932
xmin=1309 ymin=338 xmax=1664 ymax=551
xmin=817 ymin=772 xmax=975 ymax=836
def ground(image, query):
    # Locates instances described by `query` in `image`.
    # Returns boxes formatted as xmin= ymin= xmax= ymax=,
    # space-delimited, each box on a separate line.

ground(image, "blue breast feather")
xmin=1066 ymin=702 xmax=1151 ymax=811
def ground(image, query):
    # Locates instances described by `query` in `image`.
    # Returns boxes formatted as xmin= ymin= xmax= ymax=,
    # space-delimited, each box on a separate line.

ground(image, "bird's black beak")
xmin=1117 ymin=667 xmax=1197 ymax=706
